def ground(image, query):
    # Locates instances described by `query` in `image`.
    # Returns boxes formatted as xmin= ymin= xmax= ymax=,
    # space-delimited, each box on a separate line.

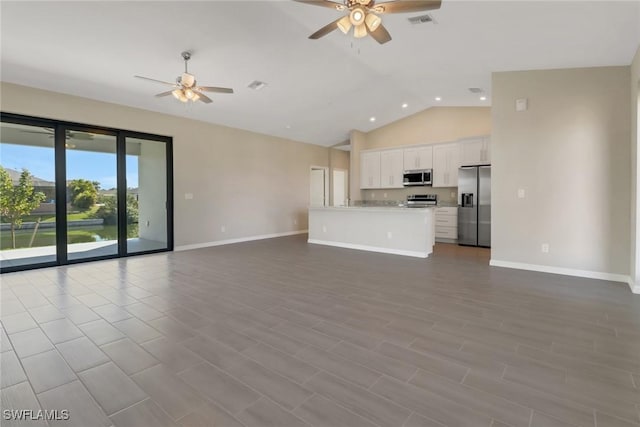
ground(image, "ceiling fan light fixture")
xmin=350 ymin=8 xmax=365 ymax=26
xmin=181 ymin=72 xmax=196 ymax=88
xmin=365 ymin=13 xmax=382 ymax=31
xmin=337 ymin=15 xmax=352 ymax=34
xmin=354 ymin=23 xmax=367 ymax=38
xmin=191 ymin=93 xmax=201 ymax=102
xmin=172 ymin=89 xmax=188 ymax=103
xmin=184 ymin=88 xmax=195 ymax=99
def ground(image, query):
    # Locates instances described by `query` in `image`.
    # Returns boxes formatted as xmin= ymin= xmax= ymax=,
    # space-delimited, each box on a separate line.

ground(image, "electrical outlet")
xmin=541 ymin=243 xmax=549 ymax=253
xmin=450 ymin=192 xmax=455 ymax=199
xmin=387 ymin=231 xmax=393 ymax=239
xmin=383 ymin=192 xmax=387 ymax=199
xmin=322 ymin=225 xmax=327 ymax=233
xmin=185 ymin=193 xmax=193 ymax=200
xmin=221 ymin=226 xmax=226 ymax=233
xmin=517 ymin=189 xmax=525 ymax=199
xmin=371 ymin=193 xmax=376 ymax=199
xmin=293 ymin=219 xmax=298 ymax=226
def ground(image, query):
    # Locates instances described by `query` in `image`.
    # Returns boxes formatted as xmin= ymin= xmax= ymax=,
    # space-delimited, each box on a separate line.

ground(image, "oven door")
xmin=403 ymin=171 xmax=424 ymax=186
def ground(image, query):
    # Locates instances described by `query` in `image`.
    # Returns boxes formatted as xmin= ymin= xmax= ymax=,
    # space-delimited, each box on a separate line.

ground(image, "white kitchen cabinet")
xmin=459 ymin=136 xmax=491 ymax=166
xmin=435 ymin=207 xmax=458 ymax=243
xmin=380 ymin=149 xmax=404 ymax=188
xmin=403 ymin=146 xmax=433 ymax=171
xmin=432 ymin=142 xmax=460 ymax=187
xmin=360 ymin=151 xmax=381 ymax=189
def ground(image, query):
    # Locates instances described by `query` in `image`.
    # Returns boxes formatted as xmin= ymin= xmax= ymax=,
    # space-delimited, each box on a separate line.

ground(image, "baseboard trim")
xmin=308 ymin=239 xmax=430 ymax=258
xmin=490 ymin=259 xmax=632 ymax=286
xmin=629 ymin=277 xmax=639 ymax=294
xmin=176 ymin=230 xmax=308 ymax=252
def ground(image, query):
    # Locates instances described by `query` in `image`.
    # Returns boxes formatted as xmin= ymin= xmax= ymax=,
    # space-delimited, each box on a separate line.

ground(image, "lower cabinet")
xmin=435 ymin=207 xmax=458 ymax=243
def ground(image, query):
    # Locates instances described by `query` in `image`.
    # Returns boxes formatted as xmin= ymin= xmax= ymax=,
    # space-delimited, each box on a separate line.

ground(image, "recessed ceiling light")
xmin=369 ymin=117 xmax=376 ymax=122
xmin=285 ymin=125 xmax=291 ymax=129
xmin=480 ymin=96 xmax=487 ymax=101
xmin=401 ymin=103 xmax=408 ymax=109
xmin=435 ymin=97 xmax=442 ymax=101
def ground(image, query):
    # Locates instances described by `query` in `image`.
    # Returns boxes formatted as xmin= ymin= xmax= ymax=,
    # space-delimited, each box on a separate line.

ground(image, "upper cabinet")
xmin=360 ymin=151 xmax=381 ymax=189
xmin=403 ymin=146 xmax=433 ymax=171
xmin=432 ymin=142 xmax=460 ymax=187
xmin=358 ymin=135 xmax=487 ymax=189
xmin=380 ymin=149 xmax=404 ymax=188
xmin=459 ymin=136 xmax=491 ymax=166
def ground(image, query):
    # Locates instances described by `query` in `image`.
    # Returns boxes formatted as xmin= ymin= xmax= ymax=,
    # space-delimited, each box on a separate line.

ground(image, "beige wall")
xmin=0 ymin=82 xmax=330 ymax=248
xmin=631 ymin=46 xmax=640 ymax=290
xmin=491 ymin=66 xmax=631 ymax=277
xmin=351 ymin=107 xmax=491 ymax=202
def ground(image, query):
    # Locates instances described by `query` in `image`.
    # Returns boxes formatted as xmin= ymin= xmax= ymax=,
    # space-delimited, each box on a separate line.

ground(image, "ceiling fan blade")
xmin=309 ymin=16 xmax=343 ymax=39
xmin=374 ymin=0 xmax=441 ymax=14
xmin=134 ymin=75 xmax=177 ymax=86
xmin=197 ymin=93 xmax=213 ymax=104
xmin=293 ymin=0 xmax=346 ymax=10
xmin=198 ymin=86 xmax=234 ymax=94
xmin=368 ymin=22 xmax=392 ymax=44
xmin=20 ymin=130 xmax=54 ymax=135
xmin=155 ymin=91 xmax=174 ymax=98
xmin=70 ymin=132 xmax=94 ymax=140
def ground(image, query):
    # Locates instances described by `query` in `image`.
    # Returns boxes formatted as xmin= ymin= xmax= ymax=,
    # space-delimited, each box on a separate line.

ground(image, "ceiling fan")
xmin=134 ymin=52 xmax=233 ymax=104
xmin=295 ymin=0 xmax=442 ymax=44
xmin=20 ymin=128 xmax=94 ymax=141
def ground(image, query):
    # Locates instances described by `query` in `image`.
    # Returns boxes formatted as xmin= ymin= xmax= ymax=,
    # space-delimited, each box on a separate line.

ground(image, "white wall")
xmin=491 ymin=66 xmax=631 ymax=281
xmin=137 ymin=140 xmax=167 ymax=243
xmin=0 ymin=82 xmax=330 ymax=248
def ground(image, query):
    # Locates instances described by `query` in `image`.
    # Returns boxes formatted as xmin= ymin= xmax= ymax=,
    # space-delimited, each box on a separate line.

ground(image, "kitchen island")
xmin=308 ymin=206 xmax=436 ymax=258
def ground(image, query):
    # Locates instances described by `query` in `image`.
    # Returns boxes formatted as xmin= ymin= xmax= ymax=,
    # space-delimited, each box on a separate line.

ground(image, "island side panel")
xmin=308 ymin=207 xmax=434 ymax=258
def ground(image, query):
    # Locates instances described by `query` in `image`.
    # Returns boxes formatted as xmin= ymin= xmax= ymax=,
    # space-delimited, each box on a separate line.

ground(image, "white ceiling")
xmin=1 ymin=1 xmax=639 ymax=147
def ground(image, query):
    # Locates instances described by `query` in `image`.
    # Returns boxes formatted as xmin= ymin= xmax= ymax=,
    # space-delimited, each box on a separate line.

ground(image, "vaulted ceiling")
xmin=1 ymin=1 xmax=639 ymax=146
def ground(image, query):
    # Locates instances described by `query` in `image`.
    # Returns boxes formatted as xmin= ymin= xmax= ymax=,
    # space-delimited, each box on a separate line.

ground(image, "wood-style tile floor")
xmin=1 ymin=235 xmax=639 ymax=427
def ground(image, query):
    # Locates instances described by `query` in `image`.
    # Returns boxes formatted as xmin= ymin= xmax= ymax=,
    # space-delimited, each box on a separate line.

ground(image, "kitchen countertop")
xmin=309 ymin=206 xmax=435 ymax=212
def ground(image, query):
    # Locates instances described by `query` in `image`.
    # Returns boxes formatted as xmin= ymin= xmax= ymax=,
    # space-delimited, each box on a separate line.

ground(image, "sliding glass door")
xmin=0 ymin=113 xmax=173 ymax=272
xmin=125 ymin=137 xmax=169 ymax=253
xmin=65 ymin=129 xmax=119 ymax=261
xmin=0 ymin=121 xmax=57 ymax=269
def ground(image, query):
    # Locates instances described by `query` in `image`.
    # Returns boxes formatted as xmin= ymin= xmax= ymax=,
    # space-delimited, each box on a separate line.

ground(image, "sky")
xmin=0 ymin=143 xmax=139 ymax=189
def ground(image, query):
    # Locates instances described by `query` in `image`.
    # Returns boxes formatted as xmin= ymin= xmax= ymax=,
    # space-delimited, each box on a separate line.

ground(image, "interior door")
xmin=310 ymin=168 xmax=326 ymax=207
xmin=332 ymin=169 xmax=346 ymax=207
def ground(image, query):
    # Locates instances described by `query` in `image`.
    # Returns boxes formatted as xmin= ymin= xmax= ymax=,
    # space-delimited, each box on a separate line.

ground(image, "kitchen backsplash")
xmin=359 ymin=187 xmax=458 ymax=205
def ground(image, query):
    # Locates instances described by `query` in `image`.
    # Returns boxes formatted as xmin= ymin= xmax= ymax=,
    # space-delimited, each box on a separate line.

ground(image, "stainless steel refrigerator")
xmin=458 ymin=166 xmax=491 ymax=247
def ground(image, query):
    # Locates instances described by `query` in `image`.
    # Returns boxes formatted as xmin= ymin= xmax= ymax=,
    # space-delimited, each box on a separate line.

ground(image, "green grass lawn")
xmin=2 ymin=206 xmax=99 ymax=224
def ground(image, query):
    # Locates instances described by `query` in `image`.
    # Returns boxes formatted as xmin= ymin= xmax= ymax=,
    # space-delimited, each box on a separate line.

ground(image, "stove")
xmin=406 ymin=194 xmax=437 ymax=207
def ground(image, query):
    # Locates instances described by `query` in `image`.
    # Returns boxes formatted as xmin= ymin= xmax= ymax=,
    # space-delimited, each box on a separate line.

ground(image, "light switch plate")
xmin=517 ymin=189 xmax=525 ymax=198
xmin=185 ymin=193 xmax=193 ymax=200
xmin=515 ymin=98 xmax=528 ymax=112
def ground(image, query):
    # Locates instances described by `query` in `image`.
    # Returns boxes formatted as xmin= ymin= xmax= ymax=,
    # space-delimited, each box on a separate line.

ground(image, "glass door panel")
xmin=0 ymin=122 xmax=57 ymax=269
xmin=125 ymin=137 xmax=168 ymax=253
xmin=65 ymin=130 xmax=118 ymax=261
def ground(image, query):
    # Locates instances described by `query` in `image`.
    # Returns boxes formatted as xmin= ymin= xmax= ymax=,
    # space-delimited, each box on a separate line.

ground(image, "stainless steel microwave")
xmin=403 ymin=169 xmax=432 ymax=186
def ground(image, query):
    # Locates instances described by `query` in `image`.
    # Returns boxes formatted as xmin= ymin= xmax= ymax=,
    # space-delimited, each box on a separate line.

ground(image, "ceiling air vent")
xmin=248 ymin=80 xmax=268 ymax=91
xmin=468 ymin=88 xmax=484 ymax=94
xmin=408 ymin=14 xmax=433 ymax=25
